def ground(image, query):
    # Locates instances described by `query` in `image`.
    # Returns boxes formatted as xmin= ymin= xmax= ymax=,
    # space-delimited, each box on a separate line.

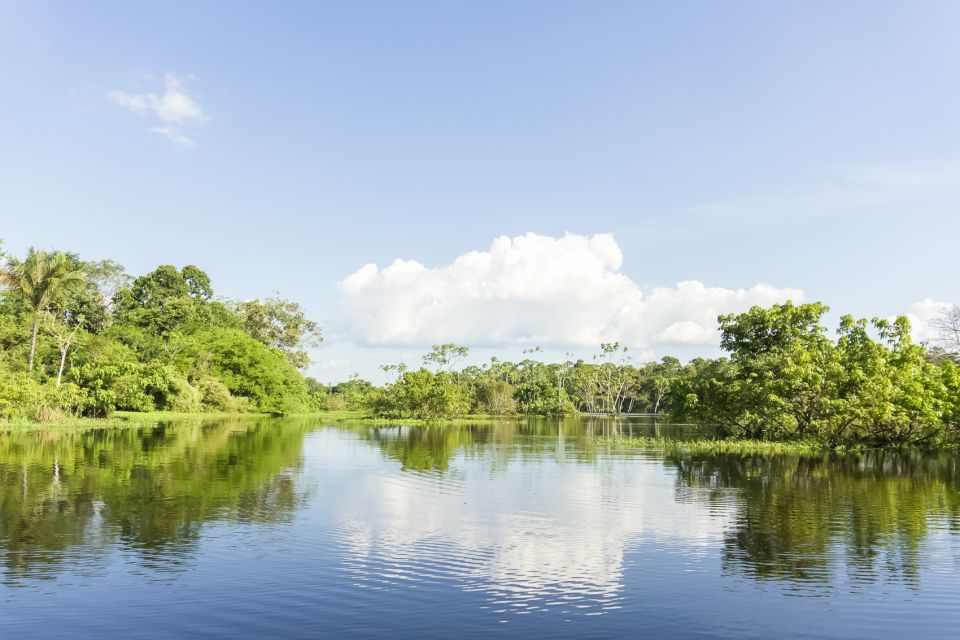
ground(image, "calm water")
xmin=1 ymin=417 xmax=958 ymax=639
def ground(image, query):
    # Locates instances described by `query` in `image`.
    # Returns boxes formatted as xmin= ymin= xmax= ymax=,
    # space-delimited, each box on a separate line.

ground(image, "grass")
xmin=0 ymin=409 xmax=380 ymax=433
xmin=0 ymin=414 xmax=148 ymax=433
xmin=114 ymin=410 xmax=275 ymax=420
xmin=0 ymin=409 xmax=304 ymax=433
xmin=595 ymin=435 xmax=828 ymax=456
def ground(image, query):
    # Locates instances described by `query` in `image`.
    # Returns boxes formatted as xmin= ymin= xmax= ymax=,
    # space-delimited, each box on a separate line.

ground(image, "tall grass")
xmin=596 ymin=435 xmax=828 ymax=456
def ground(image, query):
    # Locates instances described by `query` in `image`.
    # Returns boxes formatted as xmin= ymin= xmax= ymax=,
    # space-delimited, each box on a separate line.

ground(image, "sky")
xmin=1 ymin=1 xmax=958 ymax=382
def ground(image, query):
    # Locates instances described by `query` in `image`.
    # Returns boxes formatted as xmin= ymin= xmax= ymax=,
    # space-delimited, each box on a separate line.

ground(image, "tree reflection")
xmin=350 ymin=417 xmax=687 ymax=472
xmin=666 ymin=451 xmax=960 ymax=587
xmin=3 ymin=417 xmax=959 ymax=596
xmin=354 ymin=421 xmax=960 ymax=592
xmin=0 ymin=417 xmax=314 ymax=583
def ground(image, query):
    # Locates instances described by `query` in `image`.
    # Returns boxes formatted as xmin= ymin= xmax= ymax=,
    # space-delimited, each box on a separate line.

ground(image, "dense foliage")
xmin=332 ymin=303 xmax=960 ymax=448
xmin=0 ymin=243 xmax=325 ymax=420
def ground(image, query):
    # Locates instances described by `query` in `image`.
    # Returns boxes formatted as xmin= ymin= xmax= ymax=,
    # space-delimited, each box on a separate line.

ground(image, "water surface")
xmin=1 ymin=417 xmax=957 ymax=638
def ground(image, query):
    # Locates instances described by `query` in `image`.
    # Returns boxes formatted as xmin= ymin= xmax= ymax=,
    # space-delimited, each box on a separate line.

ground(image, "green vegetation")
xmin=0 ymin=242 xmax=328 ymax=422
xmin=596 ymin=435 xmax=825 ymax=456
xmin=4 ymin=239 xmax=957 ymax=450
xmin=326 ymin=341 xmax=683 ymax=420
xmin=331 ymin=302 xmax=960 ymax=449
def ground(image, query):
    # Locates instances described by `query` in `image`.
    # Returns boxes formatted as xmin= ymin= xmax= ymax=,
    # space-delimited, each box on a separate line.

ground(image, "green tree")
xmin=236 ymin=297 xmax=323 ymax=369
xmin=42 ymin=310 xmax=85 ymax=386
xmin=714 ymin=302 xmax=837 ymax=438
xmin=423 ymin=343 xmax=469 ymax=372
xmin=113 ymin=264 xmax=215 ymax=337
xmin=179 ymin=328 xmax=311 ymax=413
xmin=0 ymin=248 xmax=86 ymax=372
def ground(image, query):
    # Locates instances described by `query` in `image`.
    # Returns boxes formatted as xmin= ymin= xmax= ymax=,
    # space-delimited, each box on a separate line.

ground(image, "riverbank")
xmin=323 ymin=412 xmax=511 ymax=426
xmin=2 ymin=411 xmax=956 ymax=454
xmin=0 ymin=409 xmax=420 ymax=433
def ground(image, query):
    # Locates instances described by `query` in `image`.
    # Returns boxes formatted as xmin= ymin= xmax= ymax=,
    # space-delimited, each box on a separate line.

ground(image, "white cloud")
xmin=336 ymin=232 xmax=803 ymax=348
xmin=901 ymin=298 xmax=955 ymax=343
xmin=109 ymin=73 xmax=207 ymax=148
xmin=314 ymin=359 xmax=352 ymax=372
xmin=311 ymin=434 xmax=730 ymax=618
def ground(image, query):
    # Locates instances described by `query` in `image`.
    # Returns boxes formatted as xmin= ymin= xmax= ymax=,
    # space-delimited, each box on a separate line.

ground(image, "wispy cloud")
xmin=149 ymin=126 xmax=196 ymax=149
xmin=841 ymin=162 xmax=960 ymax=189
xmin=109 ymin=73 xmax=207 ymax=148
xmin=692 ymin=161 xmax=960 ymax=219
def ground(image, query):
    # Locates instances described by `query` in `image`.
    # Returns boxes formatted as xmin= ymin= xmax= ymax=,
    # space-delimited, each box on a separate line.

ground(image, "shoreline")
xmin=2 ymin=411 xmax=956 ymax=453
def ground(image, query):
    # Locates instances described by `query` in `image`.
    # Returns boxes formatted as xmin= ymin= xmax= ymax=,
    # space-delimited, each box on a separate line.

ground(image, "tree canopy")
xmin=0 ymin=245 xmax=325 ymax=420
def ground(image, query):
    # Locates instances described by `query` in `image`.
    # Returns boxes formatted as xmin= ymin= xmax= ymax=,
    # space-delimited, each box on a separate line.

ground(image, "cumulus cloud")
xmin=901 ymin=298 xmax=955 ymax=343
xmin=109 ymin=73 xmax=207 ymax=148
xmin=314 ymin=433 xmax=730 ymax=616
xmin=336 ymin=232 xmax=803 ymax=348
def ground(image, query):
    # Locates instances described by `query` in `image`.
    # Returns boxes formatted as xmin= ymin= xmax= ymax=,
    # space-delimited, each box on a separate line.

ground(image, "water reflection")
xmin=668 ymin=452 xmax=960 ymax=588
xmin=1 ymin=417 xmax=959 ymax=636
xmin=327 ymin=427 xmax=726 ymax=620
xmin=341 ymin=422 xmax=960 ymax=605
xmin=0 ymin=418 xmax=313 ymax=584
xmin=354 ymin=417 xmax=711 ymax=472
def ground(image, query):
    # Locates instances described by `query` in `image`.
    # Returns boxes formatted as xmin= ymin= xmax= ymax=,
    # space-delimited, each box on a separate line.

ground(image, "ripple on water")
xmin=1 ymin=420 xmax=960 ymax=639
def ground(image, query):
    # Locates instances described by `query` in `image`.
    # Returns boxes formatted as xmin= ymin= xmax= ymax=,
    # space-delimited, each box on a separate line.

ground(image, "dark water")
xmin=1 ymin=417 xmax=958 ymax=639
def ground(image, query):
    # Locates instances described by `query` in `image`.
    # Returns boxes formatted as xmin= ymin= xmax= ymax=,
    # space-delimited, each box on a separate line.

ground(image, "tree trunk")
xmin=57 ymin=345 xmax=68 ymax=387
xmin=28 ymin=313 xmax=38 ymax=373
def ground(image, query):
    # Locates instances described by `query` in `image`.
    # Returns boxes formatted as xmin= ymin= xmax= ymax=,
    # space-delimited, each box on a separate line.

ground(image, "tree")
xmin=514 ymin=356 xmax=562 ymax=414
xmin=53 ymin=257 xmax=128 ymax=334
xmin=113 ymin=264 xmax=216 ymax=337
xmin=43 ymin=311 xmax=85 ymax=386
xmin=550 ymin=354 xmax=575 ymax=413
xmin=178 ymin=327 xmax=311 ymax=413
xmin=933 ymin=306 xmax=960 ymax=353
xmin=715 ymin=302 xmax=837 ymax=438
xmin=0 ymin=248 xmax=86 ymax=372
xmin=236 ymin=297 xmax=323 ymax=369
xmin=570 ymin=360 xmax=600 ymax=414
xmin=640 ymin=356 xmax=682 ymax=414
xmin=829 ymin=315 xmax=945 ymax=446
xmin=476 ymin=378 xmax=517 ymax=414
xmin=594 ymin=342 xmax=631 ymax=414
xmin=423 ymin=344 xmax=469 ymax=372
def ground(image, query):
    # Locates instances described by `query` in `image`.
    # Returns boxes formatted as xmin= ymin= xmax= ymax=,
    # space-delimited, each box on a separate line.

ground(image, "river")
xmin=1 ymin=416 xmax=957 ymax=638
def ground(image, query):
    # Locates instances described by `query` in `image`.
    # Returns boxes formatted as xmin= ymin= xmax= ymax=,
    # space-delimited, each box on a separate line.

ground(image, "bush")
xmin=197 ymin=376 xmax=250 ymax=413
xmin=0 ymin=371 xmax=86 ymax=422
xmin=182 ymin=328 xmax=311 ymax=413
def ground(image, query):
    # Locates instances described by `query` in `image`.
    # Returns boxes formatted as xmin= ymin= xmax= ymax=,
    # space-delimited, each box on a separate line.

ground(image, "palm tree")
xmin=0 ymin=249 xmax=86 ymax=372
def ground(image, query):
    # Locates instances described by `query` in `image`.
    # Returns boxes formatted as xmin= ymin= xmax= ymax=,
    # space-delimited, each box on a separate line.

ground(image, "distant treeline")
xmin=321 ymin=302 xmax=960 ymax=448
xmin=0 ymin=243 xmax=327 ymax=420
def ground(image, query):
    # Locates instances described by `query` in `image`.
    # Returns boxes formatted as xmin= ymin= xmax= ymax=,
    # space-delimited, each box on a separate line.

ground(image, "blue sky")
xmin=2 ymin=1 xmax=958 ymax=381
